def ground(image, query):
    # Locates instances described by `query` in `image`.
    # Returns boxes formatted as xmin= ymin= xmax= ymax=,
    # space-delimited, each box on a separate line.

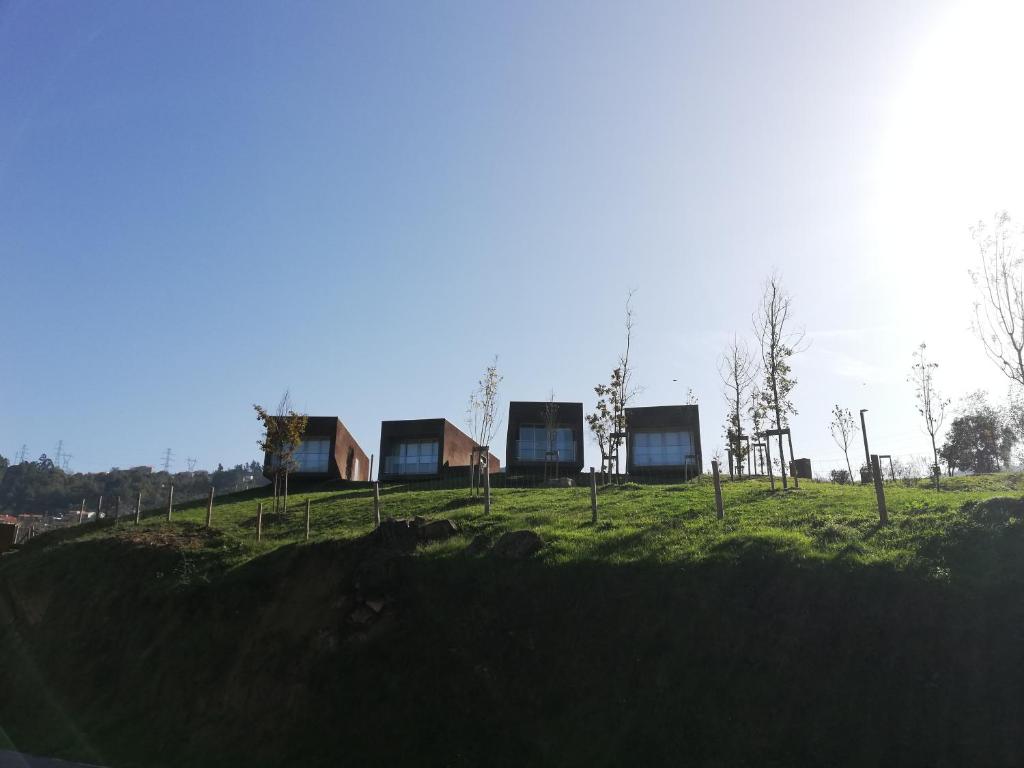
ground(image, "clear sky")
xmin=4 ymin=0 xmax=1024 ymax=476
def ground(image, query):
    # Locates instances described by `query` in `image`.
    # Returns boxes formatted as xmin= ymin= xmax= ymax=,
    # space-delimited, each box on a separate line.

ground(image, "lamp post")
xmin=859 ymin=409 xmax=871 ymax=483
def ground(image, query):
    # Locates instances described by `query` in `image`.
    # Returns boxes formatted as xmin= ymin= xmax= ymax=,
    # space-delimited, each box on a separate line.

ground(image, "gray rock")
xmin=492 ymin=530 xmax=544 ymax=559
xmin=418 ymin=518 xmax=458 ymax=541
xmin=466 ymin=534 xmax=491 ymax=555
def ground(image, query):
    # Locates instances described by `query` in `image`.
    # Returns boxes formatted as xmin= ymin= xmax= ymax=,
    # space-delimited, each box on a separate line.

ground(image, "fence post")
xmin=305 ymin=498 xmax=311 ymax=542
xmin=484 ymin=460 xmax=491 ymax=515
xmin=712 ymin=460 xmax=724 ymax=520
xmin=79 ymin=498 xmax=85 ymax=525
xmin=764 ymin=441 xmax=775 ymax=491
xmin=114 ymin=496 xmax=120 ymax=526
xmin=135 ymin=492 xmax=142 ymax=525
xmin=166 ymin=484 xmax=174 ymax=522
xmin=590 ymin=467 xmax=598 ymax=524
xmin=97 ymin=495 xmax=103 ymax=523
xmin=257 ymin=501 xmax=264 ymax=542
xmin=205 ymin=486 xmax=215 ymax=528
xmin=786 ymin=431 xmax=799 ymax=489
xmin=871 ymin=454 xmax=888 ymax=525
xmin=373 ymin=482 xmax=381 ymax=528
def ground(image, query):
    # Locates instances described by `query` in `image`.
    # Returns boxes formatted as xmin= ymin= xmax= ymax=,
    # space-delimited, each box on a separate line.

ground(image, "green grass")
xmin=3 ymin=475 xmax=1024 ymax=767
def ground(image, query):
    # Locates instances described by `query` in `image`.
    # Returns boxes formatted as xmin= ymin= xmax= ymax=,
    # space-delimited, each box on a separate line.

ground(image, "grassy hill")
xmin=3 ymin=476 xmax=1024 ymax=766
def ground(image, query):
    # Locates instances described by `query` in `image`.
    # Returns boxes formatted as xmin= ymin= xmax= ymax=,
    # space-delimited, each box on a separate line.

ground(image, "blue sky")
xmin=3 ymin=0 xmax=1024 ymax=475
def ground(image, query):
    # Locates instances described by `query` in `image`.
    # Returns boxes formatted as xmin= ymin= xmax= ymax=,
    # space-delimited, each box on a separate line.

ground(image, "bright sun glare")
xmin=872 ymin=0 xmax=1024 ymax=291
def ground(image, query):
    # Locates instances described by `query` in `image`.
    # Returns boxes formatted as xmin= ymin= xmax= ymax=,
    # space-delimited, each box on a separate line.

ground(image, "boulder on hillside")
xmin=418 ymin=518 xmax=458 ymax=542
xmin=376 ymin=518 xmax=418 ymax=551
xmin=465 ymin=534 xmax=491 ymax=556
xmin=492 ymin=530 xmax=544 ymax=560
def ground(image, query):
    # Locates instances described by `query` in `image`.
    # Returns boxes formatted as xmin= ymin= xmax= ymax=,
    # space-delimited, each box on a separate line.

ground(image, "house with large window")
xmin=504 ymin=401 xmax=585 ymax=476
xmin=378 ymin=418 xmax=499 ymax=482
xmin=262 ymin=416 xmax=370 ymax=482
xmin=625 ymin=405 xmax=702 ymax=477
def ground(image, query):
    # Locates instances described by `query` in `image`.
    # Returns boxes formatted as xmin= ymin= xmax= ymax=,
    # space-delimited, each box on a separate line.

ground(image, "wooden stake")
xmin=712 ymin=460 xmax=724 ymax=520
xmin=205 ymin=486 xmax=215 ymax=528
xmin=79 ymin=498 xmax=85 ymax=525
xmin=97 ymin=495 xmax=103 ymax=523
xmin=305 ymin=498 xmax=311 ymax=542
xmin=764 ymin=440 xmax=775 ymax=491
xmin=369 ymin=453 xmax=374 ymax=482
xmin=871 ymin=454 xmax=888 ymax=525
xmin=786 ymin=431 xmax=799 ymax=489
xmin=589 ymin=467 xmax=598 ymax=524
xmin=373 ymin=482 xmax=381 ymax=528
xmin=484 ymin=457 xmax=491 ymax=516
xmin=257 ymin=501 xmax=264 ymax=542
xmin=166 ymin=484 xmax=174 ymax=522
xmin=135 ymin=492 xmax=142 ymax=525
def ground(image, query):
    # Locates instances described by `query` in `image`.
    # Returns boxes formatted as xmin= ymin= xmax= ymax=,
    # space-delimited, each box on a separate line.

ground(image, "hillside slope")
xmin=3 ymin=478 xmax=1024 ymax=767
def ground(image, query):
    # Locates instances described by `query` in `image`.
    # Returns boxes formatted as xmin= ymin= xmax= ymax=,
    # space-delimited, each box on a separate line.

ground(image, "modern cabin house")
xmin=504 ymin=401 xmax=585 ymax=476
xmin=378 ymin=418 xmax=499 ymax=482
xmin=625 ymin=405 xmax=703 ymax=477
xmin=262 ymin=416 xmax=370 ymax=482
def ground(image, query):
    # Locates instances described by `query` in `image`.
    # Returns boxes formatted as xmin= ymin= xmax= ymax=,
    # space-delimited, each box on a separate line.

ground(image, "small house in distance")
xmin=262 ymin=416 xmax=370 ymax=482
xmin=505 ymin=401 xmax=585 ymax=476
xmin=625 ymin=405 xmax=703 ymax=478
xmin=378 ymin=419 xmax=499 ymax=482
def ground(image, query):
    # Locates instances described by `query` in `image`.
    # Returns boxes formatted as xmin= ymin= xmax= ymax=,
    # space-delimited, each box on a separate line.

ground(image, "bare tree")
xmin=542 ymin=391 xmax=560 ymax=481
xmin=753 ymin=273 xmax=803 ymax=489
xmin=254 ymin=390 xmax=308 ymax=514
xmin=909 ymin=343 xmax=949 ymax=489
xmin=610 ymin=290 xmax=641 ymax=479
xmin=719 ymin=336 xmax=757 ymax=477
xmin=970 ymin=212 xmax=1024 ymax=387
xmin=466 ymin=357 xmax=502 ymax=494
xmin=829 ymin=404 xmax=858 ymax=480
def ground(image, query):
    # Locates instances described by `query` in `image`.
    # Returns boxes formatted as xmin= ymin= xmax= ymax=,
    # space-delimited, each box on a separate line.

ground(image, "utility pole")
xmin=54 ymin=440 xmax=64 ymax=469
xmin=187 ymin=457 xmax=197 ymax=475
xmin=859 ymin=409 xmax=871 ymax=483
xmin=15 ymin=445 xmax=27 ymax=464
xmin=161 ymin=448 xmax=174 ymax=474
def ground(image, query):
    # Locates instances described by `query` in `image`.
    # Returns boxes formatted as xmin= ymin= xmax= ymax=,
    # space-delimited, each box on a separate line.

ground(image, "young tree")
xmin=586 ymin=373 xmax=619 ymax=479
xmin=829 ymin=404 xmax=858 ymax=480
xmin=940 ymin=393 xmax=1015 ymax=474
xmin=466 ymin=357 xmax=502 ymax=494
xmin=970 ymin=212 xmax=1024 ymax=387
xmin=753 ymin=273 xmax=803 ymax=489
xmin=542 ymin=392 xmax=560 ymax=481
xmin=909 ymin=343 xmax=949 ymax=488
xmin=609 ymin=290 xmax=641 ymax=478
xmin=254 ymin=391 xmax=308 ymax=514
xmin=719 ymin=336 xmax=757 ymax=477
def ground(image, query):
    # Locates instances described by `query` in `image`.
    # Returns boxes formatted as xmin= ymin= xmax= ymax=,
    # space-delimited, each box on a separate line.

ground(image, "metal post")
xmin=871 ymin=454 xmax=888 ymax=525
xmin=205 ymin=486 xmax=215 ymax=528
xmin=79 ymin=498 xmax=85 ymax=525
xmin=166 ymin=484 xmax=174 ymax=522
xmin=304 ymin=498 xmax=311 ymax=542
xmin=589 ymin=467 xmax=598 ymax=523
xmin=860 ymin=409 xmax=871 ymax=483
xmin=97 ymin=495 xmax=103 ymax=522
xmin=373 ymin=482 xmax=381 ymax=528
xmin=712 ymin=460 xmax=724 ymax=519
xmin=135 ymin=492 xmax=142 ymax=525
xmin=257 ymin=501 xmax=264 ymax=542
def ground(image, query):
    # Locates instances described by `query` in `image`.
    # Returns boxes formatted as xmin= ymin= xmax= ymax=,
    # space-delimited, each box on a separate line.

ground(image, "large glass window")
xmin=385 ymin=440 xmax=439 ymax=475
xmin=292 ymin=438 xmax=331 ymax=473
xmin=516 ymin=425 xmax=576 ymax=462
xmin=632 ymin=431 xmax=694 ymax=467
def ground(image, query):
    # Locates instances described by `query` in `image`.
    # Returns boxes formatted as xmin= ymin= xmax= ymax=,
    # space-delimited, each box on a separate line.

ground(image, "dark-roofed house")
xmin=263 ymin=416 xmax=370 ymax=482
xmin=378 ymin=419 xmax=499 ymax=482
xmin=625 ymin=405 xmax=703 ymax=477
xmin=504 ymin=401 xmax=585 ymax=476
